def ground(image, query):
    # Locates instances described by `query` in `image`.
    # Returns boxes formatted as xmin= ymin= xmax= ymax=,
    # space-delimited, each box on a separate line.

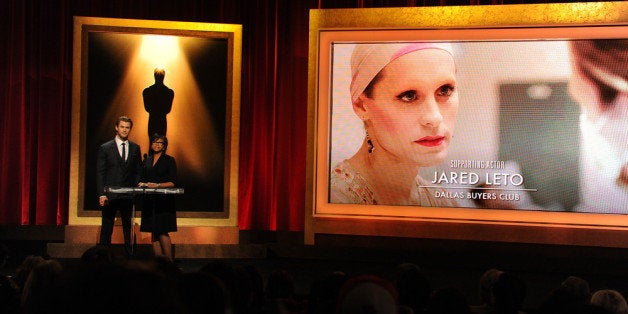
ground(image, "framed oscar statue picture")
xmin=69 ymin=16 xmax=242 ymax=245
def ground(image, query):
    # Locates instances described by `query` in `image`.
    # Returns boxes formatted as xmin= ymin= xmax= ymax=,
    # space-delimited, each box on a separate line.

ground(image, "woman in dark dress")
xmin=138 ymin=134 xmax=177 ymax=260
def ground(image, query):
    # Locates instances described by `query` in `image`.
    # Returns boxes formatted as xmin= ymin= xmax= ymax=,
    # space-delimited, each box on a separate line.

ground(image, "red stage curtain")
xmin=1 ymin=0 xmax=561 ymax=230
xmin=0 ymin=0 xmax=72 ymax=225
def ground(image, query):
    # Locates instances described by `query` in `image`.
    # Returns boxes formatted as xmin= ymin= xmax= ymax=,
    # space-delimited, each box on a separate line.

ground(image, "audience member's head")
xmin=20 ymin=259 xmax=64 ymax=314
xmin=14 ymin=255 xmax=46 ymax=288
xmin=394 ymin=262 xmax=431 ymax=314
xmin=200 ymin=261 xmax=237 ymax=290
xmin=492 ymin=271 xmax=527 ymax=314
xmin=126 ymin=255 xmax=181 ymax=281
xmin=237 ymin=264 xmax=266 ymax=311
xmin=101 ymin=267 xmax=181 ymax=314
xmin=581 ymin=304 xmax=616 ymax=314
xmin=537 ymin=275 xmax=592 ymax=314
xmin=266 ymin=269 xmax=296 ymax=300
xmin=80 ymin=245 xmax=116 ymax=266
xmin=591 ymin=289 xmax=628 ymax=314
xmin=562 ymin=276 xmax=591 ymax=304
xmin=478 ymin=268 xmax=504 ymax=306
xmin=0 ymin=243 xmax=9 ymax=269
xmin=426 ymin=286 xmax=472 ymax=314
xmin=200 ymin=260 xmax=260 ymax=314
xmin=177 ymin=272 xmax=230 ymax=314
xmin=308 ymin=270 xmax=349 ymax=314
xmin=336 ymin=274 xmax=398 ymax=314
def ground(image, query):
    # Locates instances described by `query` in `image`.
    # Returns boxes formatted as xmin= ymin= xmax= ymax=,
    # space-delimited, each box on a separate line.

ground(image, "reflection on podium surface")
xmin=104 ymin=186 xmax=185 ymax=195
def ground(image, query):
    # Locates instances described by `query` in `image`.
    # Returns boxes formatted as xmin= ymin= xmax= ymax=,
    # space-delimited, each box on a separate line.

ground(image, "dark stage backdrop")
xmin=84 ymin=32 xmax=228 ymax=213
xmin=0 ymin=0 xmax=578 ymax=230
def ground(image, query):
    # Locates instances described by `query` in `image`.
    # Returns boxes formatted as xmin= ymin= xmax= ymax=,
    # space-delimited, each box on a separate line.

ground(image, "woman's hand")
xmin=139 ymin=182 xmax=171 ymax=188
xmin=99 ymin=196 xmax=108 ymax=206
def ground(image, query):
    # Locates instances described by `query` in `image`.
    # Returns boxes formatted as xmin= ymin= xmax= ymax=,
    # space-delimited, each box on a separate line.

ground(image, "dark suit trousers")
xmin=100 ymin=199 xmax=133 ymax=253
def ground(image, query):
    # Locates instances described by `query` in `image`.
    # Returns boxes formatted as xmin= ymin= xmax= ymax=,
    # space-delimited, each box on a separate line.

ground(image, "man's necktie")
xmin=121 ymin=142 xmax=126 ymax=162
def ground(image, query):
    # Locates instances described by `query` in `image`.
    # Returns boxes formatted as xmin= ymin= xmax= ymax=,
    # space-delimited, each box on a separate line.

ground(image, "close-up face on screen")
xmin=327 ymin=39 xmax=628 ymax=214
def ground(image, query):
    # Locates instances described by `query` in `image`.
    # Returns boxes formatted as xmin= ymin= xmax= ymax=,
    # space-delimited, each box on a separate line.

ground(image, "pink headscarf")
xmin=350 ymin=42 xmax=455 ymax=103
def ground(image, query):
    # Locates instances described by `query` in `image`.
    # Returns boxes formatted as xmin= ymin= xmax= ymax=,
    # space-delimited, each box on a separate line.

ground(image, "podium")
xmin=57 ymin=184 xmax=240 ymax=259
xmin=104 ymin=186 xmax=185 ymax=195
xmin=105 ymin=186 xmax=184 ymax=254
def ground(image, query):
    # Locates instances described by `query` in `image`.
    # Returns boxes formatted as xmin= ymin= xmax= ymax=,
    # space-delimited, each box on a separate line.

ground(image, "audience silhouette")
xmin=4 ymin=244 xmax=628 ymax=314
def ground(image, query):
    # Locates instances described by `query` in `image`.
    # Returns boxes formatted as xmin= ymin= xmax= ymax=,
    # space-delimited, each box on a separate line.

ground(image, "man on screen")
xmin=329 ymin=43 xmax=459 ymax=206
xmin=96 ymin=116 xmax=142 ymax=255
xmin=569 ymin=39 xmax=628 ymax=213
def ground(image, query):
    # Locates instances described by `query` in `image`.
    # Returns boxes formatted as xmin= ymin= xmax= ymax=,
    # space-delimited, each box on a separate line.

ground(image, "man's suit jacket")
xmin=96 ymin=139 xmax=142 ymax=200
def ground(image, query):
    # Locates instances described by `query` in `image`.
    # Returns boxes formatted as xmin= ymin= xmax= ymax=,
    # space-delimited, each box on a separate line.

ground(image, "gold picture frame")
xmin=70 ymin=16 xmax=241 ymax=231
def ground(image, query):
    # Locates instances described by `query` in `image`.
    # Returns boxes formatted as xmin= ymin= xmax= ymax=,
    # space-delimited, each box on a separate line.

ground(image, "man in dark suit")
xmin=143 ymin=68 xmax=174 ymax=140
xmin=96 ymin=116 xmax=142 ymax=255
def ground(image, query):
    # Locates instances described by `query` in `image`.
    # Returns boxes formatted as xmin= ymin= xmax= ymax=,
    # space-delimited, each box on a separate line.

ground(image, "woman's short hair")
xmin=150 ymin=133 xmax=168 ymax=151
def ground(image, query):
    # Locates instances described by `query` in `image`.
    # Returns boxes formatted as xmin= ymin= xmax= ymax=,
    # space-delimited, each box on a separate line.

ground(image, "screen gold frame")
xmin=306 ymin=2 xmax=628 ymax=246
xmin=70 ymin=16 xmax=241 ymax=229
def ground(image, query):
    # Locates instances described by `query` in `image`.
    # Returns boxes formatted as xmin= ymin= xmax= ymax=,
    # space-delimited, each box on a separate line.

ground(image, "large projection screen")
xmin=306 ymin=2 xmax=628 ymax=246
